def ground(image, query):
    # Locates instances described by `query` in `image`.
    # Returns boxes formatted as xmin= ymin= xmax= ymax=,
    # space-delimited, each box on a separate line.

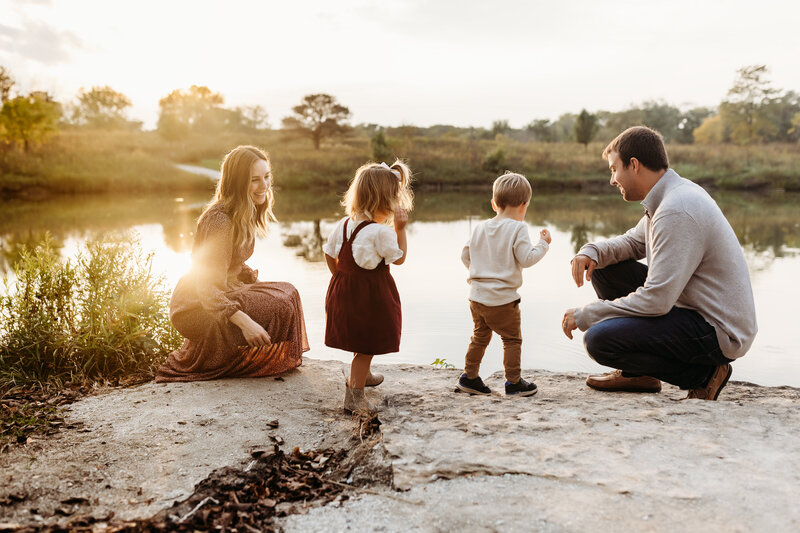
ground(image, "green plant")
xmin=0 ymin=233 xmax=182 ymax=388
xmin=482 ymin=147 xmax=506 ymax=174
xmin=430 ymin=358 xmax=455 ymax=369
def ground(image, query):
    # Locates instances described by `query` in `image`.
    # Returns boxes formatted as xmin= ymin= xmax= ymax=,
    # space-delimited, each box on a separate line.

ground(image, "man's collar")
xmin=641 ymin=168 xmax=679 ymax=216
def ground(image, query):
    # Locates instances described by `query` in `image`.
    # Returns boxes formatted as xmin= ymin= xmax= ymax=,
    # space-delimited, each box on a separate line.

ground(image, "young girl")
xmin=323 ymin=160 xmax=414 ymax=414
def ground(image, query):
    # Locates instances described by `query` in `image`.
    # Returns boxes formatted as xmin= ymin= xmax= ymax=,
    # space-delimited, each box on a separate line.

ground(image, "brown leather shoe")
xmin=586 ymin=369 xmax=662 ymax=392
xmin=685 ymin=363 xmax=732 ymax=401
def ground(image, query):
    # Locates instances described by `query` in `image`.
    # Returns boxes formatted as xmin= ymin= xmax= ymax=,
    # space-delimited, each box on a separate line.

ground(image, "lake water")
xmin=1 ymin=188 xmax=798 ymax=387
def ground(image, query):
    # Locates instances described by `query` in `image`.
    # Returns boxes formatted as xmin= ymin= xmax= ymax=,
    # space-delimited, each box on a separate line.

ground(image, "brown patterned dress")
xmin=156 ymin=204 xmax=309 ymax=382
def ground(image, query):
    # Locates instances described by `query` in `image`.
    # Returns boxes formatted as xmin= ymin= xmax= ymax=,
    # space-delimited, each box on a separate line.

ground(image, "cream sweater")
xmin=461 ymin=217 xmax=549 ymax=306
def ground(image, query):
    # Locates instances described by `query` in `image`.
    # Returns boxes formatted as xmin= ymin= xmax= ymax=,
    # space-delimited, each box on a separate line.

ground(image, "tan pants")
xmin=464 ymin=299 xmax=522 ymax=383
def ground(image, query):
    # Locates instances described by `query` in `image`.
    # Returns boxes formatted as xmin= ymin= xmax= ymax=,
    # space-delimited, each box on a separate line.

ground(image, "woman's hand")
xmin=229 ymin=310 xmax=272 ymax=346
xmin=394 ymin=208 xmax=408 ymax=231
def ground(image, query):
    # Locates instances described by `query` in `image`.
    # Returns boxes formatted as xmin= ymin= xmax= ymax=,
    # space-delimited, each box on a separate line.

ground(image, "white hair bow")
xmin=380 ymin=162 xmax=402 ymax=180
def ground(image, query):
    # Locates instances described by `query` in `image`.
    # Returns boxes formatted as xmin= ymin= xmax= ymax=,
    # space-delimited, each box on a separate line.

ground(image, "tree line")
xmin=1 ymin=64 xmax=798 ymax=153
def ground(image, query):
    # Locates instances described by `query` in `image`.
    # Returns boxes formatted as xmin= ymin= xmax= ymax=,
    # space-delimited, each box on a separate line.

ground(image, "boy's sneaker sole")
xmin=506 ymin=388 xmax=538 ymax=397
xmin=455 ymin=383 xmax=491 ymax=396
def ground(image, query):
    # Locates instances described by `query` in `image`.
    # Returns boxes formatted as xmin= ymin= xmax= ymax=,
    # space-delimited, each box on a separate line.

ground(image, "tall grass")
xmin=2 ymin=129 xmax=799 ymax=195
xmin=0 ymin=233 xmax=181 ymax=388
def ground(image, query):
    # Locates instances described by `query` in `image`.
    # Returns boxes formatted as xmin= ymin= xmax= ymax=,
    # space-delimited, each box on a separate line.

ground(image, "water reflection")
xmin=1 ymin=189 xmax=797 ymax=386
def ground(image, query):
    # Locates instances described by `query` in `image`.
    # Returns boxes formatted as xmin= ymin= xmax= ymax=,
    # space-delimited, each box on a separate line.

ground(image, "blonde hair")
xmin=492 ymin=172 xmax=531 ymax=208
xmin=342 ymin=160 xmax=414 ymax=222
xmin=201 ymin=145 xmax=276 ymax=249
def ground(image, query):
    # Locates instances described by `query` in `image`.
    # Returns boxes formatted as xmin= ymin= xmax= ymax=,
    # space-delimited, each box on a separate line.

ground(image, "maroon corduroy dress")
xmin=325 ymin=220 xmax=402 ymax=355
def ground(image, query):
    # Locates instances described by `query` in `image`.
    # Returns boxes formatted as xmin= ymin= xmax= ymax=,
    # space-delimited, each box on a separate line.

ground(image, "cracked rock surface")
xmin=1 ymin=358 xmax=798 ymax=532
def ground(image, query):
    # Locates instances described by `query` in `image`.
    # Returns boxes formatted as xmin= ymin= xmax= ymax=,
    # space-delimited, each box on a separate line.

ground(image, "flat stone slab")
xmin=1 ymin=358 xmax=798 ymax=531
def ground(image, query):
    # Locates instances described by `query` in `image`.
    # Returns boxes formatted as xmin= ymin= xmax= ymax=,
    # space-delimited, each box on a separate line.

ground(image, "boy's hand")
xmin=394 ymin=208 xmax=408 ymax=231
xmin=539 ymin=228 xmax=552 ymax=244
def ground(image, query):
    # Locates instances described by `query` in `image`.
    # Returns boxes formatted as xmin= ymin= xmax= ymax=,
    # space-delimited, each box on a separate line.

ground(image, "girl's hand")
xmin=394 ymin=208 xmax=408 ymax=231
xmin=230 ymin=311 xmax=272 ymax=346
xmin=540 ymin=228 xmax=552 ymax=244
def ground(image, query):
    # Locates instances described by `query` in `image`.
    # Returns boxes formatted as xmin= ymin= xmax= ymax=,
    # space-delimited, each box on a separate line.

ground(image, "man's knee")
xmin=583 ymin=324 xmax=617 ymax=366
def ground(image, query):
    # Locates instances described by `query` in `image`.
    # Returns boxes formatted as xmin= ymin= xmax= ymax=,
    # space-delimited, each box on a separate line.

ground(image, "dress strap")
xmin=342 ymin=219 xmax=373 ymax=245
xmin=348 ymin=220 xmax=374 ymax=243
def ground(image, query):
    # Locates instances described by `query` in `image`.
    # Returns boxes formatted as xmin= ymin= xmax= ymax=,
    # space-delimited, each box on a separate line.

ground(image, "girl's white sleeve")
xmin=323 ymin=219 xmax=344 ymax=259
xmin=375 ymin=226 xmax=404 ymax=264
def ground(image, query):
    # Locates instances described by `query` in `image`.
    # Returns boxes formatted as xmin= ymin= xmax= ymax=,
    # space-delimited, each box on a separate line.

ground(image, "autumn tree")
xmin=0 ymin=92 xmax=61 ymax=151
xmin=72 ymin=86 xmax=133 ymax=129
xmin=720 ymin=65 xmax=779 ymax=145
xmin=0 ymin=66 xmax=14 ymax=103
xmin=574 ymin=109 xmax=599 ymax=150
xmin=282 ymin=94 xmax=351 ymax=149
xmin=157 ymin=85 xmax=225 ymax=139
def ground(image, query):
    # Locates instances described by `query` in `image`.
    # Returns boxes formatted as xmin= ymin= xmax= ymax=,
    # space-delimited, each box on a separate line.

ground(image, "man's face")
xmin=608 ymin=152 xmax=642 ymax=201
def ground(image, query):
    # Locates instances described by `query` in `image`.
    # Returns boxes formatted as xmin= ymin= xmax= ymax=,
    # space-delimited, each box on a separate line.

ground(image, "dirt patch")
xmin=6 ymin=443 xmax=386 ymax=532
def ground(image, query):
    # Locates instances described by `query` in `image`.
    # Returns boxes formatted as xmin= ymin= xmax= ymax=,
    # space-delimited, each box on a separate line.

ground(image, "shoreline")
xmin=1 ymin=358 xmax=798 ymax=531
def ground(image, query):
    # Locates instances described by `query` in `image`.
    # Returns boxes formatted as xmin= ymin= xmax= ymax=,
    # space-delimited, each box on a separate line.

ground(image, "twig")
xmin=176 ymin=496 xmax=219 ymax=523
xmin=284 ymin=464 xmax=422 ymax=505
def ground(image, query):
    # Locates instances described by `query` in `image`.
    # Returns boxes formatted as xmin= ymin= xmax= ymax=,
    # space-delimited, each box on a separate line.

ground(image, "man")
xmin=562 ymin=126 xmax=757 ymax=400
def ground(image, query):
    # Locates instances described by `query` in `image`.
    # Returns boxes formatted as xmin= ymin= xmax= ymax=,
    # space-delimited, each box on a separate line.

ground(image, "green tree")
xmin=720 ymin=65 xmax=779 ymax=145
xmin=676 ymin=107 xmax=714 ymax=144
xmin=157 ymin=85 xmax=225 ymax=140
xmin=72 ymin=86 xmax=133 ymax=129
xmin=491 ymin=119 xmax=511 ymax=136
xmin=526 ymin=119 xmax=553 ymax=142
xmin=574 ymin=109 xmax=599 ymax=150
xmin=370 ymin=128 xmax=392 ymax=161
xmin=0 ymin=66 xmax=14 ymax=103
xmin=238 ymin=104 xmax=269 ymax=131
xmin=0 ymin=92 xmax=61 ymax=151
xmin=281 ymin=93 xmax=351 ymax=150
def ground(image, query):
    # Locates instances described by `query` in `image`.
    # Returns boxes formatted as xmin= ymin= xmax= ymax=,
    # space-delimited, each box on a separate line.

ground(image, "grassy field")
xmin=1 ymin=129 xmax=799 ymax=195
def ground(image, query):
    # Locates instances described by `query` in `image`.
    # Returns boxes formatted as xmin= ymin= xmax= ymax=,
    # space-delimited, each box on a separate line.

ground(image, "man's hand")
xmin=562 ymin=308 xmax=578 ymax=339
xmin=571 ymin=254 xmax=597 ymax=288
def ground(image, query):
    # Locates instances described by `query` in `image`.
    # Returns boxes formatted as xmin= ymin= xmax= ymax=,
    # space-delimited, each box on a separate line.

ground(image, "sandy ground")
xmin=1 ymin=358 xmax=798 ymax=531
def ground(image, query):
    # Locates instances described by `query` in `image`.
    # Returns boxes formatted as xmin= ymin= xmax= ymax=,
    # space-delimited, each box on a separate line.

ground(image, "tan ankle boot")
xmin=343 ymin=386 xmax=377 ymax=415
xmin=342 ymin=367 xmax=384 ymax=387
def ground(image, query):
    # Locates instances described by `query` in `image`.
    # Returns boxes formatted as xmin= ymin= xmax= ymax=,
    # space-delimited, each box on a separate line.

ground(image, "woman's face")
xmin=249 ymin=159 xmax=271 ymax=206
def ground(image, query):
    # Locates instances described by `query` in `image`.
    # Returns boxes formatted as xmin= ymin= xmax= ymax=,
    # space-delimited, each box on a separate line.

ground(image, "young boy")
xmin=458 ymin=172 xmax=551 ymax=397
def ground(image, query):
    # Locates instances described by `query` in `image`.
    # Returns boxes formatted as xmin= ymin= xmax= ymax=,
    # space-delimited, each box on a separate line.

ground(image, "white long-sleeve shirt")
xmin=461 ymin=217 xmax=549 ymax=306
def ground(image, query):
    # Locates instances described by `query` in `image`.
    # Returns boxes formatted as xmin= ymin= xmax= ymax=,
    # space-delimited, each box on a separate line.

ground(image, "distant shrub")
xmin=0 ymin=233 xmax=181 ymax=388
xmin=482 ymin=147 xmax=507 ymax=174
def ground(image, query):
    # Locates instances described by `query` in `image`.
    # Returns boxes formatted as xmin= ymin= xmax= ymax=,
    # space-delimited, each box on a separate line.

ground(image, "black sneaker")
xmin=505 ymin=378 xmax=538 ymax=397
xmin=456 ymin=373 xmax=491 ymax=395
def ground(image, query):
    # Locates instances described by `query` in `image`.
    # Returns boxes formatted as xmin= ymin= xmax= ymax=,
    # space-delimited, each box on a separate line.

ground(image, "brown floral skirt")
xmin=156 ymin=281 xmax=309 ymax=382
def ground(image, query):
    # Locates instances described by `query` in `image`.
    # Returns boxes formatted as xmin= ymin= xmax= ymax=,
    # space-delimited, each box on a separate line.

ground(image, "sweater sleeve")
xmin=193 ymin=212 xmax=243 ymax=320
xmin=512 ymin=225 xmax=549 ymax=268
xmin=461 ymin=240 xmax=471 ymax=268
xmin=574 ymin=211 xmax=704 ymax=330
xmin=577 ymin=215 xmax=647 ymax=267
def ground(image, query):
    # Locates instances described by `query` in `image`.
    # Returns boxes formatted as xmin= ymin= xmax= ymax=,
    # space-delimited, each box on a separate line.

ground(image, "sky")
xmin=1 ymin=0 xmax=799 ymax=130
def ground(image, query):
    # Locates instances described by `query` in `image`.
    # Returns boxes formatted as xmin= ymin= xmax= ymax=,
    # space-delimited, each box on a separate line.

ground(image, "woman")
xmin=156 ymin=146 xmax=309 ymax=382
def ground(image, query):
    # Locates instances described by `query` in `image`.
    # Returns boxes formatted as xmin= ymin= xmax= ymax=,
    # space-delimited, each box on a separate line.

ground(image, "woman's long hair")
xmin=201 ymin=145 xmax=276 ymax=249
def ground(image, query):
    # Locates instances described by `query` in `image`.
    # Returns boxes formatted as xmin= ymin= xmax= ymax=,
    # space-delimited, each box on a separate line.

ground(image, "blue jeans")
xmin=583 ymin=260 xmax=730 ymax=389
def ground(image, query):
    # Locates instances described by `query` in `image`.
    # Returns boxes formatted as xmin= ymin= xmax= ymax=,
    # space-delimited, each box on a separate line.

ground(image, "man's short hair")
xmin=602 ymin=126 xmax=669 ymax=171
xmin=493 ymin=172 xmax=531 ymax=208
